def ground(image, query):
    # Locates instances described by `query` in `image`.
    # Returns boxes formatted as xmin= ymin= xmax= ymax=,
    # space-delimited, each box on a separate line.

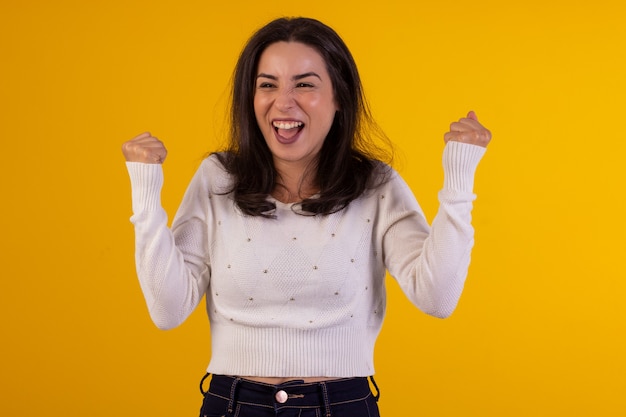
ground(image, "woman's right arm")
xmin=123 ymin=133 xmax=211 ymax=330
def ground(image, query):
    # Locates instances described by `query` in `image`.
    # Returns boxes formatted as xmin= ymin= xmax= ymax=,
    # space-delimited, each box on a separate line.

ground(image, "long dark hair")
xmin=215 ymin=17 xmax=393 ymax=217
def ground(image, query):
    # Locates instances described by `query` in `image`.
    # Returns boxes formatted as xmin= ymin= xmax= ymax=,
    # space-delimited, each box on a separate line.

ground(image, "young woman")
xmin=122 ymin=17 xmax=491 ymax=417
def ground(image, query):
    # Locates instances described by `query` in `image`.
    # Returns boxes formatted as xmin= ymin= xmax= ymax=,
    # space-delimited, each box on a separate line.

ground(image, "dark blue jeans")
xmin=199 ymin=374 xmax=380 ymax=417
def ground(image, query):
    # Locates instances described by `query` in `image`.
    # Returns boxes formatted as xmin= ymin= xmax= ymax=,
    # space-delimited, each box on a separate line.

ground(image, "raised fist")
xmin=122 ymin=132 xmax=167 ymax=164
xmin=444 ymin=111 xmax=492 ymax=148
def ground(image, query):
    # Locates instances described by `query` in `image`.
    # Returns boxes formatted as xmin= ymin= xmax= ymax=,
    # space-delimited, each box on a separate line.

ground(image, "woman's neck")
xmin=271 ymin=162 xmax=318 ymax=204
xmin=271 ymin=185 xmax=319 ymax=204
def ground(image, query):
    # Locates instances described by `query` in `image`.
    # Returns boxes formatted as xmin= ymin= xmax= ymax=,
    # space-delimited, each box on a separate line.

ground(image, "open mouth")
xmin=272 ymin=120 xmax=304 ymax=143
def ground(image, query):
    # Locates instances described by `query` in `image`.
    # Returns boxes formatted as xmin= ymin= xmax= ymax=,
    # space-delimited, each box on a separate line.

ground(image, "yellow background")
xmin=1 ymin=0 xmax=625 ymax=415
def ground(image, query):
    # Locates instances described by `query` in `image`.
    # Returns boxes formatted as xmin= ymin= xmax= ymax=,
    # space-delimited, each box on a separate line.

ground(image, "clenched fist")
xmin=444 ymin=111 xmax=492 ymax=148
xmin=122 ymin=132 xmax=168 ymax=164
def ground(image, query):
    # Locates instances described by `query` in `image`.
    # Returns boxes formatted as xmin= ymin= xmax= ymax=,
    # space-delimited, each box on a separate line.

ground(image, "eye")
xmin=296 ymin=82 xmax=314 ymax=88
xmin=257 ymin=82 xmax=276 ymax=89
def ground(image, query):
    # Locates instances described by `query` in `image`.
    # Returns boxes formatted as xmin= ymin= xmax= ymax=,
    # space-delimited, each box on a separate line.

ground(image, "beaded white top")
xmin=126 ymin=141 xmax=486 ymax=377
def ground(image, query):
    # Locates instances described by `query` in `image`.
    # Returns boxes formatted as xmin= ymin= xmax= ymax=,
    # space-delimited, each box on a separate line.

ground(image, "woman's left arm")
xmin=382 ymin=112 xmax=491 ymax=318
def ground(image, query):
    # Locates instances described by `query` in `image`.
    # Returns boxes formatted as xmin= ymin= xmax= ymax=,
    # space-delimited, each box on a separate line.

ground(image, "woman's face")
xmin=254 ymin=41 xmax=338 ymax=172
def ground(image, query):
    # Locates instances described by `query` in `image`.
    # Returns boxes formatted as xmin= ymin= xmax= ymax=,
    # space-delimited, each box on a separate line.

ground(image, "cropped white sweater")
xmin=126 ymin=141 xmax=486 ymax=377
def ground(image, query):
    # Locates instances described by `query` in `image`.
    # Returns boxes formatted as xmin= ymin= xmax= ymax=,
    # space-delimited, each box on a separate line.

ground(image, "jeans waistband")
xmin=201 ymin=373 xmax=379 ymax=414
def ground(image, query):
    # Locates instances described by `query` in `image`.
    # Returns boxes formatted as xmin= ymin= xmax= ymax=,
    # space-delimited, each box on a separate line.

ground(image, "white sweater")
xmin=126 ymin=141 xmax=486 ymax=377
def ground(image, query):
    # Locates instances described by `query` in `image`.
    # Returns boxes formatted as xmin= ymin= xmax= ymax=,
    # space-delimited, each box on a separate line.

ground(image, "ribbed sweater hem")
xmin=207 ymin=324 xmax=378 ymax=378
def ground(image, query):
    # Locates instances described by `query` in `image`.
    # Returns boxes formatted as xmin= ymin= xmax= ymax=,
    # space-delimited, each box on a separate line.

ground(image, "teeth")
xmin=273 ymin=121 xmax=303 ymax=130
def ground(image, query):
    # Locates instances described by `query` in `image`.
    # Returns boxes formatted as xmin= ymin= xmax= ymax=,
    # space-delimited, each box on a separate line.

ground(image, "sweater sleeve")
xmin=126 ymin=161 xmax=212 ymax=330
xmin=382 ymin=141 xmax=486 ymax=318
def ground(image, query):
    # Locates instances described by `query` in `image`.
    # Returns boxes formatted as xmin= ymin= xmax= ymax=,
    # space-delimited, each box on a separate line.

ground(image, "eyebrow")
xmin=256 ymin=72 xmax=322 ymax=81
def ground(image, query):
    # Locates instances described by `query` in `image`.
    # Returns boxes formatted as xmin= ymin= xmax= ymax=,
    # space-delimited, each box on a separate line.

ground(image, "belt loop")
xmin=319 ymin=381 xmax=331 ymax=417
xmin=369 ymin=376 xmax=380 ymax=402
xmin=199 ymin=373 xmax=211 ymax=395
xmin=227 ymin=377 xmax=242 ymax=415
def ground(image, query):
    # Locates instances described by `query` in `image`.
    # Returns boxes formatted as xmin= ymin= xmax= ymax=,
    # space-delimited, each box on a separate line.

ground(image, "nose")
xmin=274 ymin=87 xmax=295 ymax=112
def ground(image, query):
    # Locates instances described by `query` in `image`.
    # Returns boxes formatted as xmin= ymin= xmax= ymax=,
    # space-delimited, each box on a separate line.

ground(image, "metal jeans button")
xmin=275 ymin=390 xmax=288 ymax=403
